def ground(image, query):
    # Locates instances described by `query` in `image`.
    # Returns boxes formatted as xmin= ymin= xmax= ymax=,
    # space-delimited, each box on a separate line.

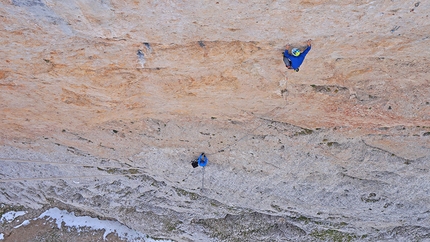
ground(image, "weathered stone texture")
xmin=1 ymin=0 xmax=430 ymax=241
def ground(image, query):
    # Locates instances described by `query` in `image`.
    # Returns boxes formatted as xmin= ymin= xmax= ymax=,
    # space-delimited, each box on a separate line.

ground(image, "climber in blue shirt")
xmin=198 ymin=153 xmax=208 ymax=167
xmin=283 ymin=39 xmax=312 ymax=72
xmin=191 ymin=153 xmax=208 ymax=168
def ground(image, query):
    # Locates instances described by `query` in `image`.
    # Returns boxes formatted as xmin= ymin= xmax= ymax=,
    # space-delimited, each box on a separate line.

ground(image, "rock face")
xmin=1 ymin=0 xmax=430 ymax=241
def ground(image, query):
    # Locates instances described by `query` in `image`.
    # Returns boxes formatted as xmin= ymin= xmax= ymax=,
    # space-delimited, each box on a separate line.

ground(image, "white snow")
xmin=14 ymin=219 xmax=30 ymax=228
xmin=0 ymin=233 xmax=4 ymax=240
xmin=1 ymin=211 xmax=27 ymax=223
xmin=38 ymin=208 xmax=172 ymax=242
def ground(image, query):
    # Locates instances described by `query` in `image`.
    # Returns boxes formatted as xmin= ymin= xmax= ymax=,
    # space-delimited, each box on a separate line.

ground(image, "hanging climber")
xmin=198 ymin=153 xmax=208 ymax=167
xmin=283 ymin=39 xmax=312 ymax=72
xmin=191 ymin=153 xmax=208 ymax=168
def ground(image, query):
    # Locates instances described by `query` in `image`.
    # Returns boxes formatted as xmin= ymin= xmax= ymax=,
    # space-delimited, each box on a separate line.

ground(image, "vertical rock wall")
xmin=1 ymin=0 xmax=430 ymax=241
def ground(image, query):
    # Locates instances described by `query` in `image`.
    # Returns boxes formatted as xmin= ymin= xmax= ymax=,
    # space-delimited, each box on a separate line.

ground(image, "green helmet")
xmin=292 ymin=48 xmax=301 ymax=57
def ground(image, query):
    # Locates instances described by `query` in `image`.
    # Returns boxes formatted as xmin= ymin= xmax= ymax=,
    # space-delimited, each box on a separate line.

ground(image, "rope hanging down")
xmin=190 ymin=153 xmax=207 ymax=191
xmin=189 ymin=106 xmax=282 ymax=192
xmin=1 ymin=107 xmax=283 ymax=183
xmin=206 ymin=106 xmax=282 ymax=157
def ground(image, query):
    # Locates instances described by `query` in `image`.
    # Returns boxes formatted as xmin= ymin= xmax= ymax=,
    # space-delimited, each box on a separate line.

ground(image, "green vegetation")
xmin=310 ymin=229 xmax=357 ymax=242
xmin=294 ymin=128 xmax=314 ymax=136
xmin=270 ymin=204 xmax=283 ymax=212
xmin=326 ymin=141 xmax=340 ymax=147
xmin=210 ymin=202 xmax=219 ymax=207
xmin=96 ymin=167 xmax=141 ymax=175
xmin=296 ymin=215 xmax=312 ymax=224
xmin=106 ymin=168 xmax=118 ymax=174
xmin=128 ymin=169 xmax=139 ymax=174
xmin=174 ymin=187 xmax=199 ymax=200
xmin=164 ymin=220 xmax=181 ymax=232
xmin=0 ymin=204 xmax=26 ymax=217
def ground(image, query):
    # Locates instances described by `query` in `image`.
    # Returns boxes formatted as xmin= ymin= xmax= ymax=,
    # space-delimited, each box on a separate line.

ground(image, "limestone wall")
xmin=1 ymin=0 xmax=429 ymax=241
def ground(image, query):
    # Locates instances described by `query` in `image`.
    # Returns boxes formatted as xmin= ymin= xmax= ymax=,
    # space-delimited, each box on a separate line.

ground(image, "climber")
xmin=283 ymin=39 xmax=312 ymax=72
xmin=191 ymin=153 xmax=208 ymax=168
xmin=198 ymin=153 xmax=208 ymax=167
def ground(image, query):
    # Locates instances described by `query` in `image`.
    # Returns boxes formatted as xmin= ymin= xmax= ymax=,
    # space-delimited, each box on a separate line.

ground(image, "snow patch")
xmin=1 ymin=211 xmax=27 ymax=223
xmin=0 ymin=233 xmax=4 ymax=240
xmin=14 ymin=219 xmax=30 ymax=228
xmin=38 ymin=208 xmax=171 ymax=242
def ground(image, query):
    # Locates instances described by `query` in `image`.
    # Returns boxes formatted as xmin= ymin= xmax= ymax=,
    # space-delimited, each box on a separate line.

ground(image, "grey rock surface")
xmin=1 ymin=0 xmax=430 ymax=241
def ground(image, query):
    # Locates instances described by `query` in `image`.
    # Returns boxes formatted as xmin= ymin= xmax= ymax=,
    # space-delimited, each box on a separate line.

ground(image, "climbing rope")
xmin=192 ymin=106 xmax=282 ymax=192
xmin=0 ymin=107 xmax=283 ymax=184
xmin=201 ymin=166 xmax=205 ymax=192
xmin=206 ymin=106 xmax=282 ymax=156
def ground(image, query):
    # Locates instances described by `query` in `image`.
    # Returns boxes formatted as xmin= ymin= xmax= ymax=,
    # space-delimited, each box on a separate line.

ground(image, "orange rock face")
xmin=1 ymin=0 xmax=430 ymax=241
